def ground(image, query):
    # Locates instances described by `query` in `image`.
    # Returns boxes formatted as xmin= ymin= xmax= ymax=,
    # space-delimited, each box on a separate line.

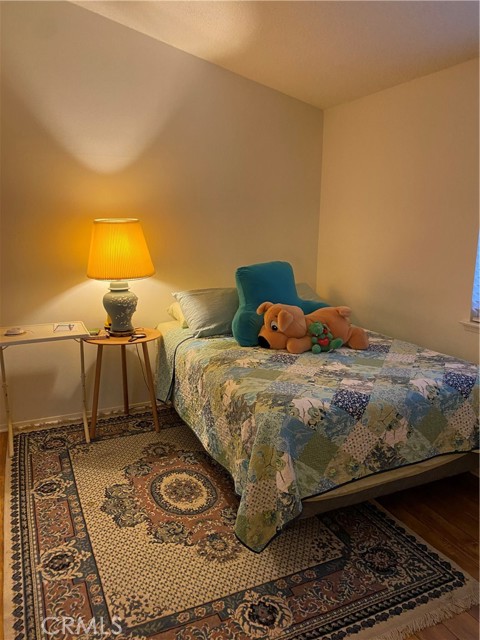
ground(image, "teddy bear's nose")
xmin=258 ymin=336 xmax=271 ymax=349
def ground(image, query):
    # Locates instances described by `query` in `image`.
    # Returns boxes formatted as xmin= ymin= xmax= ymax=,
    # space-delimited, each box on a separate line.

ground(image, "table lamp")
xmin=87 ymin=218 xmax=155 ymax=336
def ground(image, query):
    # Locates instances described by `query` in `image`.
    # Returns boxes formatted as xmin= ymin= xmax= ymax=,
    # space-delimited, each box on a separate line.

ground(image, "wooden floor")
xmin=378 ymin=472 xmax=479 ymax=640
xmin=0 ymin=430 xmax=478 ymax=640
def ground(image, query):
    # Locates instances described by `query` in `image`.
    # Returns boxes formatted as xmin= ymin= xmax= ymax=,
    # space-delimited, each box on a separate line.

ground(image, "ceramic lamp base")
xmin=103 ymin=282 xmax=137 ymax=336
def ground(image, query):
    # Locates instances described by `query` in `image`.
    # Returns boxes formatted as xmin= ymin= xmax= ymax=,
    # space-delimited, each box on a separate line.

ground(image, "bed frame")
xmin=301 ymin=451 xmax=478 ymax=517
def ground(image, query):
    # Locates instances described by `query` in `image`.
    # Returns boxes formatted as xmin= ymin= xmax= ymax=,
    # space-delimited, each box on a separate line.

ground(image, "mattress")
xmin=156 ymin=321 xmax=479 ymax=551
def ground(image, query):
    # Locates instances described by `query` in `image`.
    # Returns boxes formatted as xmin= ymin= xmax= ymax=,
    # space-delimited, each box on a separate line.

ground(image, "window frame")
xmin=471 ymin=234 xmax=480 ymax=323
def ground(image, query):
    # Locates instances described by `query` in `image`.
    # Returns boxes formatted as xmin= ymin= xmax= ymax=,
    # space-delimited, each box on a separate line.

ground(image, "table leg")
xmin=121 ymin=345 xmax=129 ymax=415
xmin=141 ymin=342 xmax=160 ymax=432
xmin=0 ymin=348 xmax=14 ymax=457
xmin=90 ymin=344 xmax=104 ymax=439
xmin=79 ymin=341 xmax=90 ymax=444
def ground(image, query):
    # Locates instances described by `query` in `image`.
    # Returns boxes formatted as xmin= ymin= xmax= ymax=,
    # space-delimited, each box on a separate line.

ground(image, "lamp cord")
xmin=135 ymin=344 xmax=151 ymax=391
xmin=77 ymin=336 xmax=154 ymax=395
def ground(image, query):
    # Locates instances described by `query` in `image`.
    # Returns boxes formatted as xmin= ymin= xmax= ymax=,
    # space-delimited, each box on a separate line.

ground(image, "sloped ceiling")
xmin=74 ymin=1 xmax=478 ymax=109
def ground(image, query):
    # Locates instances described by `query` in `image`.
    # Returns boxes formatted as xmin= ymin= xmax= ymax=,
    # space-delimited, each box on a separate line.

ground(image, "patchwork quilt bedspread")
xmin=156 ymin=327 xmax=479 ymax=552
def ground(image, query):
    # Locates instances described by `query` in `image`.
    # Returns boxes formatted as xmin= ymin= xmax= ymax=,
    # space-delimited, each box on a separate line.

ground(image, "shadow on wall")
xmin=1 ymin=2 xmax=204 ymax=173
xmin=0 ymin=338 xmax=156 ymax=427
xmin=1 ymin=0 xmax=323 ymax=321
xmin=0 ymin=341 xmax=82 ymax=425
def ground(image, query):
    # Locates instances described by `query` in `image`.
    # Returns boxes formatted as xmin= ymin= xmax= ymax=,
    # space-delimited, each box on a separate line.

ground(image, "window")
xmin=472 ymin=235 xmax=480 ymax=322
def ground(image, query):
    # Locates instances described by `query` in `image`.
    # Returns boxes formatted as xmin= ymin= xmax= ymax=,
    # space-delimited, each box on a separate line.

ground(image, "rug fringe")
xmin=364 ymin=581 xmax=479 ymax=640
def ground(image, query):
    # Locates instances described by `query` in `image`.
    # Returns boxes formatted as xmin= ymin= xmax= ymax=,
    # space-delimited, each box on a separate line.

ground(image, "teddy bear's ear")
xmin=277 ymin=309 xmax=294 ymax=332
xmin=336 ymin=306 xmax=352 ymax=318
xmin=257 ymin=301 xmax=273 ymax=314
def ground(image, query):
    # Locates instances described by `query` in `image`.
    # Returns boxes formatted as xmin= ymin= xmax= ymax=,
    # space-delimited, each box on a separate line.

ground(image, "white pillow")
xmin=166 ymin=301 xmax=189 ymax=328
xmin=169 ymin=283 xmax=318 ymax=336
xmin=172 ymin=287 xmax=239 ymax=337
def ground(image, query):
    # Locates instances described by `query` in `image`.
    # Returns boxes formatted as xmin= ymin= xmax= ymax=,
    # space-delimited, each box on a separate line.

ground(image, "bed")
xmin=156 ymin=320 xmax=479 ymax=552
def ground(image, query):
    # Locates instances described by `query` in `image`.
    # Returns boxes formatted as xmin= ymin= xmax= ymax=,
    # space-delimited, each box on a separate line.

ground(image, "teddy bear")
xmin=256 ymin=302 xmax=369 ymax=354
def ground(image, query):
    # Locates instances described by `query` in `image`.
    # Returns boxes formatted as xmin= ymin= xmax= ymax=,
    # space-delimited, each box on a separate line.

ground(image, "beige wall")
xmin=317 ymin=59 xmax=479 ymax=363
xmin=0 ymin=1 xmax=323 ymax=426
xmin=1 ymin=2 xmax=477 ymax=429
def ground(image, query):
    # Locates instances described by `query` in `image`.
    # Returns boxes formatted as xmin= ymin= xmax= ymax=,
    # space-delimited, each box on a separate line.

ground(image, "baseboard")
xmin=0 ymin=402 xmax=153 ymax=435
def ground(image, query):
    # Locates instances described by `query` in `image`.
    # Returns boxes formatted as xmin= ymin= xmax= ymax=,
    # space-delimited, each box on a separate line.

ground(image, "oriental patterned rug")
xmin=4 ymin=407 xmax=478 ymax=640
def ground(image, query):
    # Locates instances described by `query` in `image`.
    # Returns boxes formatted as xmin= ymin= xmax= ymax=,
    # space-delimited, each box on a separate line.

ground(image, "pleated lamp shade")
xmin=87 ymin=218 xmax=155 ymax=281
xmin=87 ymin=218 xmax=155 ymax=336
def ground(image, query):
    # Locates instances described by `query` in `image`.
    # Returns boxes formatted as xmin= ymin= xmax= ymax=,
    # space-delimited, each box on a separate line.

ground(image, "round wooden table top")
xmin=83 ymin=327 xmax=160 ymax=346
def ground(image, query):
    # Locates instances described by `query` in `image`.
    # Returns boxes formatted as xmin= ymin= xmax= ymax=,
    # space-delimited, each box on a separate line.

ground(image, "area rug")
xmin=4 ymin=407 xmax=478 ymax=640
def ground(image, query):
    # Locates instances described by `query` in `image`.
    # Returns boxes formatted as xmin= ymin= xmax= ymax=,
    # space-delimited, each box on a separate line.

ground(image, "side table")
xmin=0 ymin=322 xmax=90 ymax=457
xmin=81 ymin=328 xmax=161 ymax=439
